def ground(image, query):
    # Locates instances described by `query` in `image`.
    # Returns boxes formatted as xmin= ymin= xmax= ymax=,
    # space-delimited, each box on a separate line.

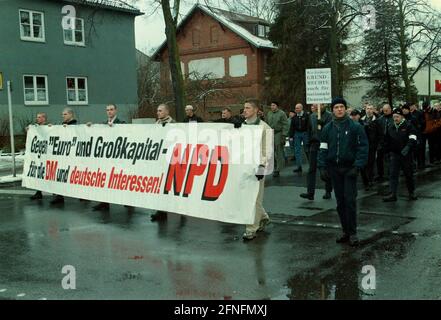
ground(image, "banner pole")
xmin=7 ymin=81 xmax=16 ymax=177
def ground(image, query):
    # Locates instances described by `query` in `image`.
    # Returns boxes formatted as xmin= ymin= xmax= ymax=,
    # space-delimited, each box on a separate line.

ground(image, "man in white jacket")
xmin=241 ymin=100 xmax=272 ymax=241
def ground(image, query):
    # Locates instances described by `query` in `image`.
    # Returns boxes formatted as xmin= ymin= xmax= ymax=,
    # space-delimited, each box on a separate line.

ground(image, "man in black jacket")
xmin=409 ymin=102 xmax=426 ymax=169
xmin=289 ymin=103 xmax=309 ymax=173
xmin=90 ymin=104 xmax=128 ymax=211
xmin=318 ymin=98 xmax=369 ymax=246
xmin=360 ymin=105 xmax=382 ymax=190
xmin=375 ymin=104 xmax=393 ymax=182
xmin=300 ymin=104 xmax=333 ymax=200
xmin=183 ymin=105 xmax=204 ymax=123
xmin=50 ymin=108 xmax=78 ymax=205
xmin=383 ymin=108 xmax=418 ymax=202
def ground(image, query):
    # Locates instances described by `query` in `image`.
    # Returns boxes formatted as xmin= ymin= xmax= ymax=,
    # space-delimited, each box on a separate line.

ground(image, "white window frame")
xmin=23 ymin=75 xmax=49 ymax=106
xmin=63 ymin=17 xmax=85 ymax=46
xmin=257 ymin=24 xmax=266 ymax=37
xmin=66 ymin=76 xmax=88 ymax=105
xmin=19 ymin=9 xmax=45 ymax=42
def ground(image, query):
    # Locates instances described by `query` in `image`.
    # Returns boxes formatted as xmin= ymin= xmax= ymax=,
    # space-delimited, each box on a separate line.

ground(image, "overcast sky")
xmin=133 ymin=0 xmax=441 ymax=54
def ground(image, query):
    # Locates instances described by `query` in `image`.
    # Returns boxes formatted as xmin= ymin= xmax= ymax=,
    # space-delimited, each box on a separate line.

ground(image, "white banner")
xmin=22 ymin=123 xmax=270 ymax=225
xmin=306 ymin=68 xmax=332 ymax=104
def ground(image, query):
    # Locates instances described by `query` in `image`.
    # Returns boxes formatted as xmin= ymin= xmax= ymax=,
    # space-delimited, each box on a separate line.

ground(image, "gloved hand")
xmin=401 ymin=145 xmax=411 ymax=157
xmin=255 ymin=165 xmax=265 ymax=181
xmin=319 ymin=168 xmax=330 ymax=181
xmin=347 ymin=167 xmax=359 ymax=178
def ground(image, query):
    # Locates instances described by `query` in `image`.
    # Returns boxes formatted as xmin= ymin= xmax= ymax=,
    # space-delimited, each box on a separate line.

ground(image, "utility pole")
xmin=7 ymin=81 xmax=16 ymax=177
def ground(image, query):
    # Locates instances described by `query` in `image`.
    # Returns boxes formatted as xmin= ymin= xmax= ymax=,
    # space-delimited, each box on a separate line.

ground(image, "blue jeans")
xmin=294 ymin=132 xmax=309 ymax=167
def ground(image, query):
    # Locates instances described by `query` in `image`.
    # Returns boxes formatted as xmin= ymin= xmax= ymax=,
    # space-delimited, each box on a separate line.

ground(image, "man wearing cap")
xmin=350 ymin=109 xmax=362 ymax=123
xmin=183 ymin=105 xmax=204 ymax=123
xmin=408 ymin=103 xmax=426 ymax=169
xmin=266 ymin=101 xmax=289 ymax=177
xmin=383 ymin=108 xmax=418 ymax=202
xmin=318 ymin=98 xmax=369 ymax=246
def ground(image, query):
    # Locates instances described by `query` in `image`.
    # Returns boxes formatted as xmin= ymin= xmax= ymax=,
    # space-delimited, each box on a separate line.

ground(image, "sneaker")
xmin=258 ymin=218 xmax=271 ymax=232
xmin=50 ymin=195 xmax=64 ymax=205
xmin=293 ymin=167 xmax=302 ymax=173
xmin=336 ymin=234 xmax=350 ymax=244
xmin=349 ymin=235 xmax=359 ymax=247
xmin=30 ymin=191 xmax=42 ymax=200
xmin=242 ymin=231 xmax=256 ymax=240
xmin=300 ymin=193 xmax=314 ymax=200
xmin=93 ymin=202 xmax=110 ymax=211
xmin=383 ymin=195 xmax=397 ymax=202
xmin=323 ymin=192 xmax=332 ymax=200
xmin=408 ymin=193 xmax=418 ymax=201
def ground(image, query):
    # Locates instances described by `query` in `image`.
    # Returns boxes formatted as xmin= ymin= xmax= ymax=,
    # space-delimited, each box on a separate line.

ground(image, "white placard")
xmin=306 ymin=68 xmax=332 ymax=104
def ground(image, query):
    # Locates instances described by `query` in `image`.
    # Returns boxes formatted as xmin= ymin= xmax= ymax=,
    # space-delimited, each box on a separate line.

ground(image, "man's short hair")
xmin=244 ymin=99 xmax=259 ymax=109
xmin=271 ymin=101 xmax=280 ymax=107
xmin=185 ymin=105 xmax=194 ymax=111
xmin=107 ymin=104 xmax=117 ymax=109
xmin=222 ymin=107 xmax=232 ymax=113
xmin=158 ymin=103 xmax=169 ymax=112
xmin=37 ymin=112 xmax=47 ymax=118
xmin=63 ymin=107 xmax=74 ymax=115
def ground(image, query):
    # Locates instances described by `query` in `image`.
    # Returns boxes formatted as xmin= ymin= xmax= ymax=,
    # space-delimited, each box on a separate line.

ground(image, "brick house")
xmin=152 ymin=4 xmax=275 ymax=118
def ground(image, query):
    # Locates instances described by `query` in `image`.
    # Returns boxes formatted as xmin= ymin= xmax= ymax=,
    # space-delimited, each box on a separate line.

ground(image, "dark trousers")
xmin=428 ymin=133 xmax=438 ymax=163
xmin=389 ymin=153 xmax=415 ymax=196
xmin=418 ymin=135 xmax=427 ymax=168
xmin=361 ymin=144 xmax=377 ymax=186
xmin=307 ymin=143 xmax=332 ymax=195
xmin=329 ymin=166 xmax=358 ymax=236
xmin=376 ymin=148 xmax=385 ymax=178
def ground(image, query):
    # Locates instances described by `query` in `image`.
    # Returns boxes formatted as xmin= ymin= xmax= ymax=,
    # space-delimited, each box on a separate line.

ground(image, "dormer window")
xmin=255 ymin=24 xmax=269 ymax=38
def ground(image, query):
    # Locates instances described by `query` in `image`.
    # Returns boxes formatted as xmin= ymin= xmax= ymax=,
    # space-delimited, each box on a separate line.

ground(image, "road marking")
xmin=392 ymin=231 xmax=399 ymax=234
xmin=17 ymin=293 xmax=26 ymax=297
xmin=371 ymin=229 xmax=377 ymax=232
xmin=0 ymin=289 xmax=6 ymax=292
xmin=412 ymin=233 xmax=419 ymax=236
xmin=39 ymin=298 xmax=47 ymax=300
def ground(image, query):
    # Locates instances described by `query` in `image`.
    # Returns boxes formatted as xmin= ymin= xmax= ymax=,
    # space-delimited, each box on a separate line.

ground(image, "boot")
xmin=300 ymin=193 xmax=314 ymax=200
xmin=408 ymin=193 xmax=418 ymax=201
xmin=323 ymin=192 xmax=332 ymax=200
xmin=151 ymin=211 xmax=167 ymax=222
xmin=93 ymin=202 xmax=110 ymax=211
xmin=30 ymin=191 xmax=42 ymax=200
xmin=293 ymin=166 xmax=302 ymax=173
xmin=383 ymin=194 xmax=397 ymax=202
xmin=50 ymin=195 xmax=64 ymax=205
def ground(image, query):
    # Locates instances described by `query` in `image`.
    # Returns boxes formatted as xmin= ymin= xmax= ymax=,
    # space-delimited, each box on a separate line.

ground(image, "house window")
xmin=23 ymin=75 xmax=49 ymax=105
xmin=210 ymin=26 xmax=219 ymax=44
xmin=19 ymin=9 xmax=45 ymax=42
xmin=256 ymin=24 xmax=267 ymax=38
xmin=192 ymin=29 xmax=200 ymax=46
xmin=229 ymin=55 xmax=248 ymax=77
xmin=66 ymin=77 xmax=88 ymax=105
xmin=63 ymin=18 xmax=85 ymax=46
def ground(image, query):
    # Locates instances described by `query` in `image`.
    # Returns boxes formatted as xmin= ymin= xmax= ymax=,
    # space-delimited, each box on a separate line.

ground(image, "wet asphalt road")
xmin=1 ymin=161 xmax=441 ymax=300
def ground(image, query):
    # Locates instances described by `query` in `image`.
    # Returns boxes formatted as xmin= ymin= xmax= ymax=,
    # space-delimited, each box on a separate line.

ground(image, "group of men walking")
xmin=26 ymin=97 xmax=438 ymax=245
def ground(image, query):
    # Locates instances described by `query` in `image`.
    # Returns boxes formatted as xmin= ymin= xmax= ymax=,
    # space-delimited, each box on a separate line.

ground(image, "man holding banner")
xmin=29 ymin=112 xmax=48 ymax=200
xmin=242 ymin=100 xmax=272 ymax=241
xmin=50 ymin=108 xmax=78 ymax=205
xmin=91 ymin=104 xmax=127 ymax=211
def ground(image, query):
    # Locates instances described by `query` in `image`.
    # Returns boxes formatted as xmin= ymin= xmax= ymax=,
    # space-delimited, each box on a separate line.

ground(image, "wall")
xmin=0 ymin=0 xmax=138 ymax=132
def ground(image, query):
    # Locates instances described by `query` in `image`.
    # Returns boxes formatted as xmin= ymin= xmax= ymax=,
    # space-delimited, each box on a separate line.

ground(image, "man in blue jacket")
xmin=318 ymin=98 xmax=369 ymax=246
